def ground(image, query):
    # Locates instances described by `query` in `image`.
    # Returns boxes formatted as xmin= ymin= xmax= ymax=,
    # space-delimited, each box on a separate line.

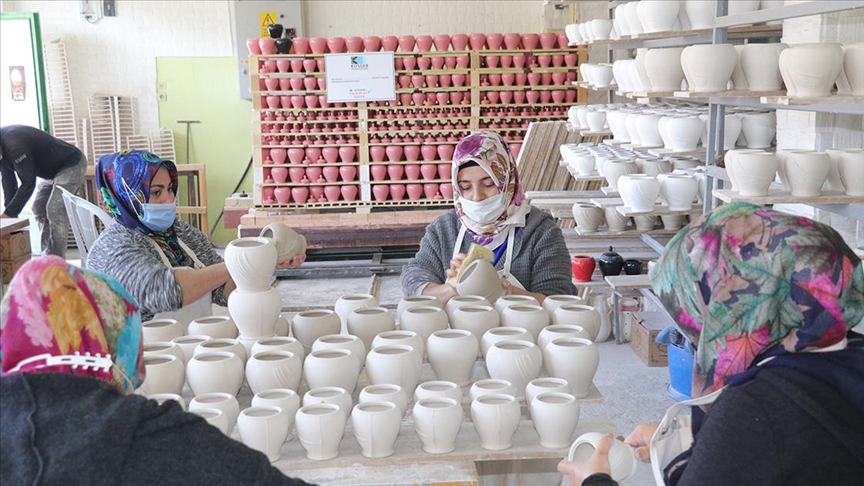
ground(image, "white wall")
xmin=2 ymin=0 xmax=234 ymax=132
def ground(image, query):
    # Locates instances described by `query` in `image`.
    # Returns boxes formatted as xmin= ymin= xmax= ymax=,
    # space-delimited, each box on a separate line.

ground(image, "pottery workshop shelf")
xmin=615 ymin=205 xmax=704 ymax=218
xmin=255 ymin=198 xmax=456 ymax=211
xmin=590 ymin=24 xmax=782 ymax=50
xmin=713 ymin=189 xmax=864 ymax=206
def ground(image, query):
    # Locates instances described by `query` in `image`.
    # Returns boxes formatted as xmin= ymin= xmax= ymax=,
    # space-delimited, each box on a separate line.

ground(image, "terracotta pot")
xmin=273 ymin=187 xmax=291 ymax=204
xmin=451 ymin=34 xmax=469 ymax=51
xmin=258 ymin=38 xmax=277 ymax=55
xmin=247 ymin=38 xmax=263 ymax=55
xmin=420 ymin=164 xmax=438 ymax=181
xmin=344 ymin=36 xmax=363 ymax=53
xmin=416 ymin=35 xmax=433 ymax=52
xmin=339 ymin=165 xmax=357 ymax=182
xmin=387 ymin=164 xmax=405 ymax=181
xmin=398 ymin=35 xmax=416 ymax=52
xmin=386 ymin=145 xmax=404 ymax=162
xmin=323 ymin=185 xmax=340 ymax=202
xmin=424 ymin=183 xmax=439 ymax=199
xmin=457 ymin=56 xmax=470 ymax=68
xmin=405 ymin=164 xmax=421 ymax=181
xmin=406 ymin=183 xmax=423 ymax=200
xmin=539 ymin=33 xmax=557 ymax=49
xmin=526 ymin=91 xmax=540 ymax=104
xmin=486 ymin=33 xmax=504 ymax=50
xmin=503 ymin=33 xmax=521 ymax=50
xmin=389 ymin=184 xmax=406 ymax=200
xmin=432 ymin=57 xmax=446 ymax=70
xmin=403 ymin=145 xmax=420 ymax=162
xmin=521 ymin=34 xmax=539 ymax=50
xmin=339 ymin=147 xmax=356 ymax=163
xmin=469 ymin=33 xmax=486 ymax=50
xmin=309 ymin=37 xmax=328 ymax=54
xmin=433 ymin=34 xmax=451 ymax=52
xmin=370 ymin=165 xmax=387 ymax=181
xmin=370 ymin=146 xmax=386 ymax=162
xmin=571 ymin=255 xmax=595 ymax=282
xmin=363 ymin=36 xmax=381 ymax=52
xmin=439 ymin=183 xmax=454 ymax=199
xmin=373 ymin=185 xmax=390 ymax=201
xmin=421 ymin=145 xmax=438 ymax=162
xmin=293 ymin=38 xmax=310 ymax=55
xmin=403 ymin=57 xmax=417 ymax=70
xmin=271 ymin=167 xmax=289 ymax=183
xmin=381 ymin=35 xmax=398 ymax=51
xmin=418 ymin=57 xmax=432 ymax=70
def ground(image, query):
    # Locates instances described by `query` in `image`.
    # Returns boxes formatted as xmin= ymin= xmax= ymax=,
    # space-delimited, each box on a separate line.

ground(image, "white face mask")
xmin=458 ymin=193 xmax=505 ymax=224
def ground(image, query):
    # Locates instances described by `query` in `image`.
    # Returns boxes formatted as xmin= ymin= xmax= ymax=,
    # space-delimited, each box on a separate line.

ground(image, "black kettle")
xmin=267 ymin=23 xmax=284 ymax=39
xmin=598 ymin=246 xmax=624 ymax=276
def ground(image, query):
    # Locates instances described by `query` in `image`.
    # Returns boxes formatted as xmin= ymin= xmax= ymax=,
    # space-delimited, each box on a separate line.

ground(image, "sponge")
xmin=447 ymin=243 xmax=495 ymax=287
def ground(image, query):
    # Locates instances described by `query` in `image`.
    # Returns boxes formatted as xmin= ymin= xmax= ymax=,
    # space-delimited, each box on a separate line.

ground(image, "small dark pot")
xmin=275 ymin=37 xmax=292 ymax=54
xmin=268 ymin=23 xmax=284 ymax=39
xmin=624 ymin=259 xmax=643 ymax=275
xmin=598 ymin=246 xmax=624 ymax=277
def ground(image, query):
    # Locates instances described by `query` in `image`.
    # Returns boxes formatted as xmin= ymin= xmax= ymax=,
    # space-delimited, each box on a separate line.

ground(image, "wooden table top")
xmin=0 ymin=218 xmax=29 ymax=237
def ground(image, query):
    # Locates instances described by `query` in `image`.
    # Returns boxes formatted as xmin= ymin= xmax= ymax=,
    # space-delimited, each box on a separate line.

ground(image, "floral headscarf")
xmin=452 ymin=131 xmax=529 ymax=248
xmin=1 ymin=256 xmax=145 ymax=393
xmin=96 ymin=150 xmax=186 ymax=266
xmin=651 ymin=203 xmax=864 ymax=398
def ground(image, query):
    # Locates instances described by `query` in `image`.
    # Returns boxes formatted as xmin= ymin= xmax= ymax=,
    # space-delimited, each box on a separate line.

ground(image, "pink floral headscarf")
xmin=452 ymin=131 xmax=529 ymax=247
xmin=0 ymin=256 xmax=145 ymax=393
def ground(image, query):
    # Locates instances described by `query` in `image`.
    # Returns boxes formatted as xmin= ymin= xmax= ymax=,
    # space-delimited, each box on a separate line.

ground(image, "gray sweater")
xmin=87 ymin=219 xmax=227 ymax=321
xmin=401 ymin=207 xmax=575 ymax=297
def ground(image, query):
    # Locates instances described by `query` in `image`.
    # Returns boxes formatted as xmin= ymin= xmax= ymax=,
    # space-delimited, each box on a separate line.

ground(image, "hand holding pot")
xmin=445 ymin=253 xmax=468 ymax=280
xmin=276 ymin=254 xmax=306 ymax=270
xmin=625 ymin=422 xmax=659 ymax=463
xmin=557 ymin=433 xmax=614 ymax=484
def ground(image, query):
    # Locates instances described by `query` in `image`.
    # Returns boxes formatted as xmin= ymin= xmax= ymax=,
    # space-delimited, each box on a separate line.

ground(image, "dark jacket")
xmin=0 ymin=373 xmax=316 ymax=486
xmin=0 ymin=125 xmax=83 ymax=217
xmin=584 ymin=366 xmax=864 ymax=485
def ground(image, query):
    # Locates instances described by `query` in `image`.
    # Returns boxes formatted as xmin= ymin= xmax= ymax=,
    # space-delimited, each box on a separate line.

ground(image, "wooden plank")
xmin=590 ymin=197 xmax=624 ymax=208
xmin=673 ymin=89 xmax=786 ymax=98
xmin=605 ymin=274 xmax=653 ymax=290
xmin=0 ymin=218 xmax=29 ymax=236
xmin=616 ymin=205 xmax=704 ymax=217
xmin=713 ymin=189 xmax=864 ymax=205
xmin=525 ymin=190 xmax=605 ymax=200
xmin=760 ymin=94 xmax=864 ymax=106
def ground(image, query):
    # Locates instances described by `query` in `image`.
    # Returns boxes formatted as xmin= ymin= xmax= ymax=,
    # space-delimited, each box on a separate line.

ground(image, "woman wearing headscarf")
xmin=401 ymin=131 xmax=574 ymax=304
xmin=0 ymin=256 xmax=314 ymax=485
xmin=559 ymin=203 xmax=864 ymax=485
xmin=86 ymin=150 xmax=301 ymax=325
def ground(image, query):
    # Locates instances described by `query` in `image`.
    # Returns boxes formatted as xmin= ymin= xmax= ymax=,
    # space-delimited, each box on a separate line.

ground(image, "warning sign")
xmin=259 ymin=12 xmax=277 ymax=38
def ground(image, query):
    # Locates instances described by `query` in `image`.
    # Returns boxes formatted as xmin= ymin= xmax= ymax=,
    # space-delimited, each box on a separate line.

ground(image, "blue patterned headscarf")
xmin=95 ymin=150 xmax=186 ymax=266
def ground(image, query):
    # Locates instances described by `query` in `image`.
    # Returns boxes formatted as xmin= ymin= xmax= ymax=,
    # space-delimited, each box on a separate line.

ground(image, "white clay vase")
xmin=456 ymin=259 xmax=505 ymax=303
xmin=723 ymin=114 xmax=743 ymax=150
xmin=684 ymin=0 xmax=714 ymax=30
xmin=295 ymin=403 xmax=346 ymax=461
xmin=471 ymin=393 xmax=521 ymax=450
xmin=779 ymin=43 xmax=844 ymax=98
xmin=532 ymin=392 xmax=580 ymax=448
xmin=334 ymin=294 xmax=378 ymax=334
xmin=259 ymin=223 xmax=304 ymax=264
xmin=171 ymin=335 xmax=210 ymax=364
xmin=607 ymin=109 xmax=632 ymax=142
xmin=740 ymin=112 xmax=776 ymax=149
xmin=586 ymin=110 xmax=608 ymax=132
xmin=365 ymin=344 xmax=423 ymax=394
xmin=571 ymin=203 xmax=604 ymax=234
xmin=347 ymin=307 xmax=396 ymax=352
xmin=189 ymin=408 xmax=231 ymax=436
xmin=590 ymin=18 xmax=613 ymax=40
xmin=740 ymin=43 xmax=787 ymax=91
xmin=544 ymin=337 xmax=599 ymax=398
xmin=450 ymin=305 xmax=500 ymax=344
xmin=542 ymin=295 xmax=585 ymax=316
xmin=303 ymin=348 xmax=361 ymax=394
xmin=224 ymin=237 xmax=277 ymax=292
xmin=194 ymin=337 xmax=248 ymax=364
xmin=485 ymin=340 xmax=543 ymax=399
xmin=538 ymin=325 xmax=592 ymax=352
xmin=552 ymin=304 xmax=600 ymax=341
xmin=625 ymin=114 xmax=643 ymax=145
xmin=399 ymin=305 xmax=449 ymax=344
xmin=624 ymin=2 xmax=643 ymax=34
xmin=359 ymin=384 xmax=408 ymax=417
xmin=618 ymin=175 xmax=660 ymax=212
xmin=612 ymin=62 xmax=633 ymax=93
xmin=636 ymin=114 xmax=664 ymax=147
xmin=730 ymin=45 xmax=748 ymax=90
xmin=187 ymin=316 xmax=238 ymax=340
xmin=469 ymin=379 xmax=516 ymax=402
xmin=311 ymin=334 xmax=366 ymax=370
xmin=659 ymin=174 xmax=699 ymax=210
xmin=603 ymin=160 xmax=638 ymax=191
xmin=186 ymin=351 xmax=244 ymax=396
xmin=246 ymin=350 xmax=302 ymax=394
xmin=142 ymin=319 xmax=183 ymax=344
xmin=291 ymin=309 xmax=341 ymax=352
xmin=727 ymin=151 xmax=778 ymax=197
xmin=839 ymin=150 xmax=864 ymax=196
xmin=252 ymin=388 xmax=300 ymax=440
xmin=634 ymin=49 xmax=653 ymax=92
xmin=681 ymin=44 xmax=737 ymax=93
xmin=639 ymin=0 xmax=680 ymax=33
xmin=666 ymin=116 xmax=703 ymax=152
xmin=500 ymin=304 xmax=550 ymax=343
xmin=302 ymin=386 xmax=354 ymax=419
xmin=414 ymin=380 xmax=463 ymax=403
xmin=494 ymin=294 xmax=539 ymax=316
xmin=481 ymin=327 xmax=534 ymax=357
xmin=139 ymin=354 xmax=185 ymax=396
xmin=724 ymin=149 xmax=766 ymax=192
xmin=371 ymin=330 xmax=424 ymax=359
xmin=786 ymin=151 xmax=831 ymax=197
xmin=569 ymin=432 xmax=638 ymax=482
xmin=824 ymin=149 xmax=849 ymax=192
xmin=143 ymin=341 xmax=186 ymax=366
xmin=396 ymin=295 xmax=442 ymax=323
xmin=227 ymin=287 xmax=281 ymax=339
xmin=843 ymin=44 xmax=864 ymax=96
xmin=526 ymin=377 xmax=572 ymax=406
xmin=351 ymin=401 xmax=402 ymax=459
xmin=661 ymin=215 xmax=686 ymax=232
xmin=445 ymin=295 xmax=492 ymax=320
xmin=412 ymin=397 xmax=463 ymax=454
xmin=604 ymin=206 xmax=630 ymax=233
xmin=644 ymin=47 xmax=685 ymax=91
xmin=237 ymin=405 xmax=291 ymax=462
xmin=426 ymin=329 xmax=480 ymax=386
xmin=189 ymin=392 xmax=240 ymax=435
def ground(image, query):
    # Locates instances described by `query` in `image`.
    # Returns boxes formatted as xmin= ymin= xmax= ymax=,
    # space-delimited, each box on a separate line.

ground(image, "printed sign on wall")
xmin=324 ymin=52 xmax=395 ymax=103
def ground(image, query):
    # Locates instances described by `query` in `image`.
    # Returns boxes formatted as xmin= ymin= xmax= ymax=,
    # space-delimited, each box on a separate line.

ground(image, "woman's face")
xmin=148 ymin=166 xmax=176 ymax=204
xmin=456 ymin=165 xmax=499 ymax=202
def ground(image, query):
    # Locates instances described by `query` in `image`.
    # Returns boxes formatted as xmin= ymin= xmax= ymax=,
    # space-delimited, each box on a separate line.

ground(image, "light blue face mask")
xmin=122 ymin=177 xmax=177 ymax=232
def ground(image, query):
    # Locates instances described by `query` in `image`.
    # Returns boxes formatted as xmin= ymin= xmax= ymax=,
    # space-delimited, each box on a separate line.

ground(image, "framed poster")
xmin=324 ymin=52 xmax=395 ymax=103
xmin=0 ymin=12 xmax=49 ymax=130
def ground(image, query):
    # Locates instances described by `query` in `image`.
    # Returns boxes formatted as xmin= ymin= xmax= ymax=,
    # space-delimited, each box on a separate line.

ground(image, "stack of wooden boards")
xmin=517 ymin=120 xmax=609 ymax=193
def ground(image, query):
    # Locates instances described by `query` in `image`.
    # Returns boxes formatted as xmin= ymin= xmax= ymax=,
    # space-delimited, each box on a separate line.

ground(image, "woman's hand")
xmin=625 ymin=423 xmax=659 ymax=463
xmin=276 ymin=254 xmax=305 ymax=270
xmin=557 ymin=433 xmax=613 ymax=484
xmin=501 ymin=279 xmax=546 ymax=304
xmin=421 ymin=282 xmax=459 ymax=304
xmin=445 ymin=253 xmax=467 ymax=280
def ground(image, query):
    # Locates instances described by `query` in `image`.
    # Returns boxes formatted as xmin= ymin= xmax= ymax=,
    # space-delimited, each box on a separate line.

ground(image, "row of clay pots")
xmin=480 ymin=89 xmax=575 ymax=105
xmin=368 ymin=145 xmax=455 ymax=163
xmin=482 ymin=106 xmax=569 ymax=116
xmin=261 ymin=124 xmax=357 ymax=135
xmin=480 ymin=120 xmax=533 ymax=131
xmin=264 ymin=147 xmax=358 ymax=165
xmin=369 ymin=120 xmax=469 ymax=130
xmin=727 ymin=149 xmax=864 ymax=198
xmin=283 ymin=33 xmax=570 ymax=55
xmin=264 ymin=185 xmax=359 ymax=205
xmin=265 ymin=165 xmax=358 ymax=184
xmin=370 ymin=164 xmax=452 ymax=182
xmin=481 ymin=53 xmax=578 ymax=69
xmin=260 ymin=110 xmax=357 ymax=122
xmin=373 ymin=183 xmax=450 ymax=202
xmin=480 ymin=71 xmax=576 ymax=87
xmin=397 ymin=73 xmax=470 ymax=89
xmin=395 ymin=56 xmax=470 ymax=70
xmin=368 ymin=106 xmax=470 ymax=115
xmin=258 ymin=58 xmax=324 ymax=74
xmin=262 ymin=136 xmax=359 ymax=147
xmin=263 ymin=95 xmax=357 ymax=110
xmin=262 ymin=76 xmax=326 ymax=91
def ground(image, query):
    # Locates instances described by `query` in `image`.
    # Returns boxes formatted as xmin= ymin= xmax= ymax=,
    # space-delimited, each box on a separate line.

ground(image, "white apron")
xmin=150 ymin=238 xmax=213 ymax=329
xmin=454 ymin=224 xmax=525 ymax=291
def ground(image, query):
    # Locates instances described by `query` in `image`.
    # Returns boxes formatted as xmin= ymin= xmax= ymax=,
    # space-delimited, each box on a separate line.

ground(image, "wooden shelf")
xmin=673 ymin=89 xmax=786 ymax=99
xmin=713 ymin=189 xmax=864 ymax=205
xmin=368 ymin=128 xmax=471 ymax=135
xmin=257 ymin=144 xmax=361 ymax=149
xmin=616 ymin=205 xmax=704 ymax=217
xmin=261 ymin=181 xmax=363 ymax=187
xmin=574 ymin=82 xmax=617 ymax=92
xmin=257 ymin=198 xmax=455 ymax=210
xmin=395 ymin=69 xmax=470 ymax=75
xmin=258 ymin=163 xmax=362 ymax=168
xmin=368 ymin=160 xmax=452 ymax=165
xmin=369 ymin=178 xmax=450 ymax=184
xmin=760 ymin=94 xmax=864 ymax=107
xmin=478 ymin=85 xmax=575 ymax=91
xmin=477 ymin=48 xmax=585 ymax=55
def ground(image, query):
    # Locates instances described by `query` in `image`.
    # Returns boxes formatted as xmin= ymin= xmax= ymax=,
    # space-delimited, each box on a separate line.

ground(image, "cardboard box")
xmin=1 ymin=253 xmax=31 ymax=284
xmin=630 ymin=312 xmax=670 ymax=367
xmin=0 ymin=230 xmax=32 ymax=260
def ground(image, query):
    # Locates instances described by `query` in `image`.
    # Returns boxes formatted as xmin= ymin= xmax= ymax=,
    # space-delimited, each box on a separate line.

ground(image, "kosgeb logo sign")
xmin=350 ymin=56 xmax=369 ymax=70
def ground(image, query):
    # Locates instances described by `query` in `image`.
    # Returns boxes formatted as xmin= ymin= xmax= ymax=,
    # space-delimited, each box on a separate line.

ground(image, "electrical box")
xmin=231 ymin=0 xmax=304 ymax=100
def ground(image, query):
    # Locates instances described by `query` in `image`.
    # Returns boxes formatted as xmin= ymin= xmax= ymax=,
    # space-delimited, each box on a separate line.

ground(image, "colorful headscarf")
xmin=651 ymin=203 xmax=864 ymax=398
xmin=96 ymin=150 xmax=186 ymax=266
xmin=1 ymin=256 xmax=145 ymax=393
xmin=452 ymin=131 xmax=529 ymax=248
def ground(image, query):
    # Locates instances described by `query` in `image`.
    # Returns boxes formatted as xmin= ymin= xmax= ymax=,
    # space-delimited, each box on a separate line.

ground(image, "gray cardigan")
xmin=87 ymin=219 xmax=227 ymax=321
xmin=401 ymin=207 xmax=575 ymax=297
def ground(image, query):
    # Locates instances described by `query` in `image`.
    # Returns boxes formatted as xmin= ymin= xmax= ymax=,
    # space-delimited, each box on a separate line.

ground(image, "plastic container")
xmin=657 ymin=327 xmax=694 ymax=401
